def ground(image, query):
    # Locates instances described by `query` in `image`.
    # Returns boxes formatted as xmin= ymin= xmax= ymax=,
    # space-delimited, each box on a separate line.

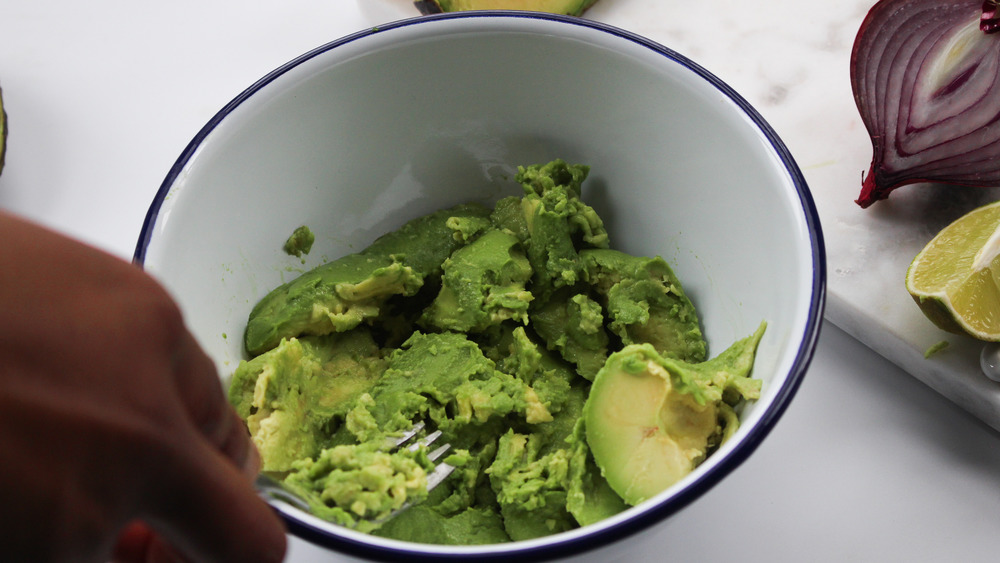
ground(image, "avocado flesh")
xmin=282 ymin=441 xmax=436 ymax=532
xmin=487 ymin=430 xmax=577 ymax=540
xmin=583 ymin=248 xmax=706 ymax=363
xmin=530 ymin=287 xmax=609 ymax=381
xmin=244 ymin=202 xmax=492 ymax=356
xmin=372 ymin=504 xmax=510 ymax=545
xmin=584 ymin=322 xmax=765 ymax=506
xmin=564 ymin=417 xmax=628 ymax=526
xmin=228 ymin=328 xmax=386 ymax=472
xmin=348 ymin=331 xmax=553 ymax=440
xmin=420 ymin=228 xmax=533 ymax=333
xmin=504 ymin=160 xmax=609 ymax=302
xmin=415 ymin=0 xmax=599 ymax=16
xmin=523 ymin=189 xmax=605 ymax=288
xmin=231 ymin=158 xmax=766 ymax=542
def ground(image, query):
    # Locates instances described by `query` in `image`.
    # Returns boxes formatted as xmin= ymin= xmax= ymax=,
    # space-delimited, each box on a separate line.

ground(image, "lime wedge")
xmin=906 ymin=200 xmax=1000 ymax=341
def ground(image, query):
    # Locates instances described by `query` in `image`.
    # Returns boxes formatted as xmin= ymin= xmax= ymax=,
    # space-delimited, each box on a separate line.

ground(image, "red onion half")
xmin=851 ymin=0 xmax=1000 ymax=208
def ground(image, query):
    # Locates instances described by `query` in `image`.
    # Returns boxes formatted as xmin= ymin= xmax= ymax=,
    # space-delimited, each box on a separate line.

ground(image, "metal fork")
xmin=392 ymin=421 xmax=457 ymax=493
xmin=254 ymin=421 xmax=456 ymax=521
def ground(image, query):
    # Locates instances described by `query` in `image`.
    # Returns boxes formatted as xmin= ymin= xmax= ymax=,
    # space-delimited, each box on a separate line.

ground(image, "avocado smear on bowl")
xmin=229 ymin=159 xmax=765 ymax=544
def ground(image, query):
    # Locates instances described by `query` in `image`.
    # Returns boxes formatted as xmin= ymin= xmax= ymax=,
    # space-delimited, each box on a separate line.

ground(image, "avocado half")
xmin=0 ymin=84 xmax=6 ymax=176
xmin=415 ymin=0 xmax=599 ymax=16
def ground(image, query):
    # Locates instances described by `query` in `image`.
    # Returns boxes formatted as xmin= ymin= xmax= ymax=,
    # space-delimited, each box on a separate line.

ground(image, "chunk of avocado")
xmin=228 ymin=327 xmax=387 ymax=472
xmin=414 ymin=0 xmax=599 ymax=16
xmin=243 ymin=202 xmax=491 ymax=356
xmin=529 ymin=287 xmax=609 ymax=381
xmin=420 ymin=228 xmax=533 ymax=333
xmin=582 ymin=248 xmax=706 ymax=363
xmin=512 ymin=160 xmax=609 ymax=301
xmin=487 ymin=430 xmax=577 ymax=541
xmin=584 ymin=322 xmax=765 ymax=506
xmin=353 ymin=331 xmax=554 ymax=440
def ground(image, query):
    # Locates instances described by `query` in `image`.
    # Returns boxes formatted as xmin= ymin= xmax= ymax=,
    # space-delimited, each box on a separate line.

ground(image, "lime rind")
xmin=906 ymin=200 xmax=1000 ymax=341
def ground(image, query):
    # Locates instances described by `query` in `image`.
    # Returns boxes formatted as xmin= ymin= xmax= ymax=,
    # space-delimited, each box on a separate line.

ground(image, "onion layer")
xmin=851 ymin=0 xmax=1000 ymax=208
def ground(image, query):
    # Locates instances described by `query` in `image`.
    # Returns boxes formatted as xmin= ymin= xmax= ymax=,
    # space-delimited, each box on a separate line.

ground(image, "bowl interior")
xmin=138 ymin=12 xmax=823 ymax=560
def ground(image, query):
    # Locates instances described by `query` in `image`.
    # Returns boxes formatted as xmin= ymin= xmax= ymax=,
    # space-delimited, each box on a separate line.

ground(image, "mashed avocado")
xmin=283 ymin=441 xmax=435 ymax=533
xmin=230 ymin=159 xmax=765 ymax=543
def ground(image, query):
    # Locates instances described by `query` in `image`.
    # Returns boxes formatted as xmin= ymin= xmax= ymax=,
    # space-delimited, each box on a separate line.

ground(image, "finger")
xmin=146 ymin=438 xmax=287 ymax=563
xmin=152 ymin=314 xmax=286 ymax=560
xmin=111 ymin=521 xmax=154 ymax=562
xmin=217 ymin=408 xmax=259 ymax=481
xmin=169 ymin=329 xmax=253 ymax=472
xmin=241 ymin=433 xmax=262 ymax=479
xmin=170 ymin=329 xmax=227 ymax=438
xmin=112 ymin=522 xmax=191 ymax=563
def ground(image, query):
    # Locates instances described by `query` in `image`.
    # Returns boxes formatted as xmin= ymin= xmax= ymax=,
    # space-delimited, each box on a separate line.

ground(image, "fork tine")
xmin=408 ymin=429 xmax=442 ymax=452
xmin=391 ymin=420 xmax=426 ymax=448
xmin=426 ymin=461 xmax=455 ymax=491
xmin=426 ymin=443 xmax=450 ymax=461
xmin=399 ymin=427 xmax=453 ymax=492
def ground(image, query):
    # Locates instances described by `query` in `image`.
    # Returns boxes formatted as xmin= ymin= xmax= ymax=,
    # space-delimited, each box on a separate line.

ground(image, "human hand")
xmin=0 ymin=212 xmax=286 ymax=562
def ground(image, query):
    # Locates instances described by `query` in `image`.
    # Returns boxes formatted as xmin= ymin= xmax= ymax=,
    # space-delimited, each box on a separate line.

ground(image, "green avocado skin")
xmin=244 ymin=203 xmax=491 ymax=355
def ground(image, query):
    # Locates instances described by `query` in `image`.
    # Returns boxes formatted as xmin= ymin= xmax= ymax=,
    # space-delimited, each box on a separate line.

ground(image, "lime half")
xmin=906 ymin=200 xmax=1000 ymax=341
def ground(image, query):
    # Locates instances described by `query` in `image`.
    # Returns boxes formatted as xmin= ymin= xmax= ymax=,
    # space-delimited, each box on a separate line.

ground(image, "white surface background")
xmin=3 ymin=1 xmax=1000 ymax=561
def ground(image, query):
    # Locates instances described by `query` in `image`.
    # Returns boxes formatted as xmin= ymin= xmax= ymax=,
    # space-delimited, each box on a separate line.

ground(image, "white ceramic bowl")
xmin=135 ymin=12 xmax=825 ymax=562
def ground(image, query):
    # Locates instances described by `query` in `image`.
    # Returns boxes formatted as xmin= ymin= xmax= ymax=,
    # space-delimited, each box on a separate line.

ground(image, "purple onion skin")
xmin=851 ymin=0 xmax=1000 ymax=208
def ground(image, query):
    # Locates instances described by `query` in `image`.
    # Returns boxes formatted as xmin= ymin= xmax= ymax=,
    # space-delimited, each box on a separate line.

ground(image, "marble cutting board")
xmin=361 ymin=0 xmax=1000 ymax=432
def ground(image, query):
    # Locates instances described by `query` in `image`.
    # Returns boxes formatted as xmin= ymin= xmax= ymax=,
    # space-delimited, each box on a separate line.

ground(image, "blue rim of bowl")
xmin=134 ymin=9 xmax=826 ymax=562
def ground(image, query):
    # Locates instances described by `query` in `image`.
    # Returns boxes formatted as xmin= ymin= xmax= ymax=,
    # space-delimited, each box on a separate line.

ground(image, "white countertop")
xmin=3 ymin=1 xmax=1000 ymax=560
